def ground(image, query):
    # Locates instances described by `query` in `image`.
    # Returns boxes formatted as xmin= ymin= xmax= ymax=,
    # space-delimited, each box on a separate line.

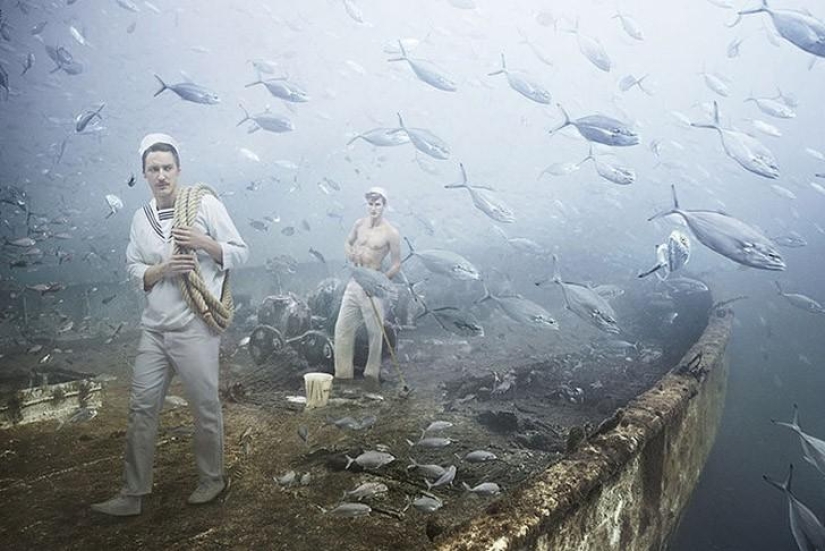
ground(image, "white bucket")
xmin=303 ymin=372 xmax=333 ymax=409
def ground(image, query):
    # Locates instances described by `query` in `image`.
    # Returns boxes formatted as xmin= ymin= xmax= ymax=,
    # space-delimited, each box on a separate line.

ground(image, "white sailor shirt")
xmin=125 ymin=194 xmax=249 ymax=331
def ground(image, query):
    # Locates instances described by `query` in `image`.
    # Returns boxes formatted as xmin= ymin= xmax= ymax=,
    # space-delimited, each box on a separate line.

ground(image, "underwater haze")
xmin=1 ymin=0 xmax=825 ymax=549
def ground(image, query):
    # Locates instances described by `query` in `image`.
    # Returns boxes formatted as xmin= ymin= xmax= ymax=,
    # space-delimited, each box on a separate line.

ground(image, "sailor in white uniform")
xmin=92 ymin=134 xmax=249 ymax=516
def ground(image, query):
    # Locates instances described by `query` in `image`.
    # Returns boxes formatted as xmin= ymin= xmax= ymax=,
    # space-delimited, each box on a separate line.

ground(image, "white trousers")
xmin=122 ymin=317 xmax=223 ymax=496
xmin=334 ymin=280 xmax=384 ymax=379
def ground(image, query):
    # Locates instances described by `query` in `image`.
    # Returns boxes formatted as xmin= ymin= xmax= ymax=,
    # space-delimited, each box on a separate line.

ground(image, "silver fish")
xmin=638 ymin=230 xmax=691 ymax=280
xmin=245 ymin=77 xmax=309 ymax=102
xmin=577 ymin=147 xmax=635 ymax=185
xmin=549 ymin=104 xmax=639 ymax=147
xmin=407 ymin=435 xmax=453 ymax=449
xmin=116 ymin=0 xmax=140 ymax=12
xmin=774 ymin=281 xmax=825 ymax=314
xmin=75 ymin=103 xmax=105 ymax=133
xmin=350 ymin=266 xmax=397 ymax=300
xmin=425 ymin=465 xmax=456 ymax=490
xmin=568 ymin=23 xmax=611 ymax=71
xmin=488 ymin=53 xmax=551 ymax=104
xmin=397 ymin=113 xmax=450 ymax=160
xmin=763 ymin=465 xmax=825 ymax=550
xmin=347 ymin=127 xmax=409 ymax=147
xmin=154 ymin=74 xmax=219 ymax=104
xmin=478 ymin=286 xmax=558 ymax=330
xmin=649 ymin=184 xmax=785 ymax=271
xmin=424 ymin=421 xmax=453 ymax=433
xmin=403 ymin=238 xmax=480 ymax=281
xmin=772 ymin=232 xmax=807 ymax=248
xmin=21 ymin=53 xmax=35 ymax=76
xmin=745 ymin=95 xmax=796 ymax=118
xmin=691 ymin=101 xmax=779 ymax=179
xmin=593 ymin=284 xmax=625 ymax=300
xmin=406 ymin=458 xmax=446 ymax=479
xmin=237 ymin=104 xmax=294 ymax=133
xmin=731 ymin=0 xmax=825 ymax=58
xmin=345 ymin=450 xmax=395 ymax=470
xmin=462 ymin=482 xmax=501 ymax=496
xmin=544 ymin=254 xmax=619 ymax=334
xmin=387 ymin=40 xmax=457 ymax=92
xmin=342 ymin=0 xmax=365 ymax=24
xmin=662 ymin=277 xmax=709 ymax=295
xmin=412 ymin=494 xmax=443 ymax=513
xmin=701 ymin=70 xmax=730 ymax=97
xmin=493 ymin=226 xmax=547 ymax=256
xmin=419 ymin=303 xmax=484 ymax=338
xmin=748 ymin=118 xmax=782 ymax=137
xmin=726 ymin=36 xmax=744 ymax=58
xmin=325 ymin=502 xmax=372 ymax=517
xmin=613 ymin=11 xmax=644 ymax=40
xmin=773 ymin=405 xmax=825 ymax=476
xmin=275 ymin=470 xmax=297 ymax=486
xmin=444 ymin=163 xmax=515 ymax=223
xmin=618 ymin=74 xmax=651 ymax=95
xmin=344 ymin=482 xmax=388 ymax=501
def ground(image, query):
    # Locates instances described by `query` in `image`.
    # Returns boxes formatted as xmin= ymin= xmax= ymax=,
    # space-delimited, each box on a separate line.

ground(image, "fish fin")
xmin=762 ymin=464 xmax=792 ymax=495
xmin=243 ymin=79 xmax=263 ymax=88
xmin=475 ymin=282 xmax=493 ymax=305
xmin=773 ymin=280 xmax=783 ymax=295
xmin=548 ymin=104 xmax=571 ymax=136
xmin=401 ymin=236 xmax=415 ymax=263
xmin=236 ymin=103 xmax=250 ymax=126
xmin=487 ymin=52 xmax=506 ymax=76
xmin=153 ymin=74 xmax=168 ymax=97
xmin=396 ymin=112 xmax=405 ymax=128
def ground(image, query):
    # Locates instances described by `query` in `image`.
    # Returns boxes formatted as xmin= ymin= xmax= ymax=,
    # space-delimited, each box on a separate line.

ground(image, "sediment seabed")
xmin=0 ymin=286 xmax=711 ymax=551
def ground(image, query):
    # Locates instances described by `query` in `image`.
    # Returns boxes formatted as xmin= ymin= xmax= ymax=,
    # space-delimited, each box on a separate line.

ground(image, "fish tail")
xmin=461 ymin=482 xmax=471 ymax=492
xmin=236 ymin=103 xmax=251 ymax=126
xmin=396 ymin=112 xmax=405 ymax=129
xmin=475 ymin=282 xmax=492 ymax=305
xmin=772 ymin=404 xmax=803 ymax=434
xmin=637 ymin=263 xmax=664 ymax=279
xmin=552 ymin=254 xmax=562 ymax=284
xmin=244 ymin=79 xmax=263 ymax=88
xmin=762 ymin=464 xmax=792 ymax=495
xmin=425 ymin=479 xmax=433 ymax=491
xmin=398 ymin=39 xmax=407 ymax=58
xmin=487 ymin=53 xmax=506 ymax=77
xmin=346 ymin=134 xmax=362 ymax=146
xmin=647 ymin=185 xmax=680 ymax=221
xmin=773 ymin=280 xmax=783 ymax=295
xmin=153 ymin=74 xmax=168 ymax=97
xmin=402 ymin=236 xmax=415 ymax=263
xmin=344 ymin=455 xmax=354 ymax=470
xmin=548 ymin=104 xmax=571 ymax=136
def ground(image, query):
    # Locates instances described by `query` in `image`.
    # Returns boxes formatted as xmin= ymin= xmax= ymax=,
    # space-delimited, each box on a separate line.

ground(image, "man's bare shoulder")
xmin=383 ymin=220 xmax=400 ymax=238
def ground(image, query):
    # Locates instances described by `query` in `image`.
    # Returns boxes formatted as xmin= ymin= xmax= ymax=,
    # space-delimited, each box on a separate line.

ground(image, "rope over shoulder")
xmin=173 ymin=184 xmax=234 ymax=334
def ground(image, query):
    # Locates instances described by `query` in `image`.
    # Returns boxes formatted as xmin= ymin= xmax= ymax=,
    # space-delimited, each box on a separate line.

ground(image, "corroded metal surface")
xmin=436 ymin=307 xmax=733 ymax=551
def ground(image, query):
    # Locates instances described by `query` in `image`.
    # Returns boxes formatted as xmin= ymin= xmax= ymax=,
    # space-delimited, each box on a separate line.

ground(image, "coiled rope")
xmin=172 ymin=184 xmax=234 ymax=334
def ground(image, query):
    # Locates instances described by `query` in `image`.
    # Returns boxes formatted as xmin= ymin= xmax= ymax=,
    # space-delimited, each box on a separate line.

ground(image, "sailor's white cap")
xmin=138 ymin=133 xmax=180 ymax=158
xmin=365 ymin=186 xmax=388 ymax=202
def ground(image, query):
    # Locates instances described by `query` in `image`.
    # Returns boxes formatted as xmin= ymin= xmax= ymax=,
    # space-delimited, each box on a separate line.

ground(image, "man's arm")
xmin=385 ymin=227 xmax=402 ymax=279
xmin=344 ymin=220 xmax=361 ymax=264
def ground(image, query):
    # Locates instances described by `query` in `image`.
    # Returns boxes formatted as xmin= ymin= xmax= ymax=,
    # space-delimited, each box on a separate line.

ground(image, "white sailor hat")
xmin=365 ymin=186 xmax=388 ymax=202
xmin=138 ymin=133 xmax=180 ymax=158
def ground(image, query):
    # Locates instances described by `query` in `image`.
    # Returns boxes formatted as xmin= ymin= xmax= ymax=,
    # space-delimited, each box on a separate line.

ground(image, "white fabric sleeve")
xmin=125 ymin=211 xmax=150 ymax=291
xmin=203 ymin=194 xmax=249 ymax=270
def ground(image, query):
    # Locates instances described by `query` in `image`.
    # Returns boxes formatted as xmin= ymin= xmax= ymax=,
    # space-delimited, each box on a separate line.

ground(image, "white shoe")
xmin=187 ymin=477 xmax=228 ymax=505
xmin=91 ymin=494 xmax=142 ymax=516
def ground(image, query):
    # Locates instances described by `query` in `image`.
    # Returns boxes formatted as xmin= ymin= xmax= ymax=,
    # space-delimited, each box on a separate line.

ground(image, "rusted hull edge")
xmin=437 ymin=308 xmax=734 ymax=551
